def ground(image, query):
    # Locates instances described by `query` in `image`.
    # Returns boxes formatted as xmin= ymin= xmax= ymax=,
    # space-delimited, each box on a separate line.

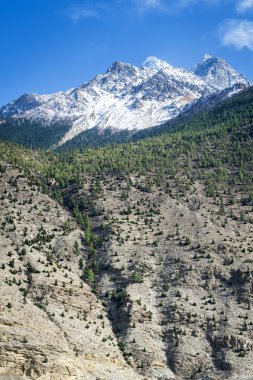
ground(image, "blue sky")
xmin=0 ymin=0 xmax=253 ymax=105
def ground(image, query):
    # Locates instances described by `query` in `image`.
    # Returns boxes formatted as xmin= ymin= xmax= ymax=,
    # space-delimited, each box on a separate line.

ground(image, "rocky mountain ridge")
xmin=0 ymin=55 xmax=250 ymax=148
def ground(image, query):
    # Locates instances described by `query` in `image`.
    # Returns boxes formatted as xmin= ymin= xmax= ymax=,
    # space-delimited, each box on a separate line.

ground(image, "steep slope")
xmin=0 ymin=165 xmax=144 ymax=380
xmin=60 ymin=83 xmax=252 ymax=149
xmin=131 ymin=84 xmax=253 ymax=141
xmin=94 ymin=174 xmax=253 ymax=380
xmin=0 ymin=55 xmax=250 ymax=149
xmin=45 ymin=117 xmax=253 ymax=380
xmin=1 ymin=88 xmax=253 ymax=379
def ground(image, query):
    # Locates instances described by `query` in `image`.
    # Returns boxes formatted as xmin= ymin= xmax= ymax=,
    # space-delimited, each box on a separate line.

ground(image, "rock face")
xmin=0 ymin=55 xmax=250 ymax=148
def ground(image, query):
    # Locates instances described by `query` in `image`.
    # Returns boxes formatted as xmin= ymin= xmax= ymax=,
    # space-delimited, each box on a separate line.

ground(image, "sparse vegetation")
xmin=0 ymin=86 xmax=253 ymax=379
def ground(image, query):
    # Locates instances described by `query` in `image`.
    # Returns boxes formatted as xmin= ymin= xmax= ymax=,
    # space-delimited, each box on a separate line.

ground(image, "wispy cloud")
xmin=132 ymin=0 xmax=220 ymax=13
xmin=65 ymin=4 xmax=101 ymax=23
xmin=133 ymin=0 xmax=167 ymax=13
xmin=236 ymin=0 xmax=253 ymax=12
xmin=219 ymin=19 xmax=253 ymax=51
xmin=177 ymin=0 xmax=219 ymax=7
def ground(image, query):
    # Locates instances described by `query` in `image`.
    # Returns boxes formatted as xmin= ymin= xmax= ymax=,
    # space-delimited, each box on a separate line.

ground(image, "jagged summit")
xmin=1 ymin=93 xmax=41 ymax=117
xmin=142 ymin=56 xmax=170 ymax=71
xmin=106 ymin=61 xmax=136 ymax=75
xmin=0 ymin=54 xmax=250 ymax=147
xmin=201 ymin=53 xmax=213 ymax=62
xmin=194 ymin=55 xmax=250 ymax=89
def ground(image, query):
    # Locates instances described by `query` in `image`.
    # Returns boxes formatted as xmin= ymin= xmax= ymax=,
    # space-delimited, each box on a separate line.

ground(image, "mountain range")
xmin=0 ymin=54 xmax=251 ymax=149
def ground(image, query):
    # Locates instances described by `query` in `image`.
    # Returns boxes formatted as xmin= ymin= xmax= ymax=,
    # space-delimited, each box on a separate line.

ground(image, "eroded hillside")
xmin=0 ymin=110 xmax=253 ymax=379
xmin=92 ymin=175 xmax=253 ymax=380
xmin=0 ymin=167 xmax=142 ymax=380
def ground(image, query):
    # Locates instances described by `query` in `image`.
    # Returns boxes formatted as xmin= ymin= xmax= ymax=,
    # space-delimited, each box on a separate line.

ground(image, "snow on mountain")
xmin=0 ymin=55 xmax=250 ymax=147
xmin=142 ymin=56 xmax=171 ymax=71
xmin=194 ymin=54 xmax=249 ymax=90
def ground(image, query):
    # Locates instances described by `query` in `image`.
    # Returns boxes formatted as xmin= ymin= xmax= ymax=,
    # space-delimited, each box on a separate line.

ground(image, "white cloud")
xmin=220 ymin=19 xmax=253 ymax=51
xmin=134 ymin=0 xmax=165 ymax=12
xmin=66 ymin=4 xmax=100 ymax=23
xmin=237 ymin=0 xmax=253 ymax=12
xmin=133 ymin=0 xmax=219 ymax=13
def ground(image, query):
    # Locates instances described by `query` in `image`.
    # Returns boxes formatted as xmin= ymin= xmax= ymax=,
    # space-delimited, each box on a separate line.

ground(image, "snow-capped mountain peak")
xmin=194 ymin=55 xmax=250 ymax=90
xmin=106 ymin=61 xmax=137 ymax=76
xmin=0 ymin=54 xmax=250 ymax=147
xmin=142 ymin=56 xmax=171 ymax=71
xmin=201 ymin=53 xmax=213 ymax=62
